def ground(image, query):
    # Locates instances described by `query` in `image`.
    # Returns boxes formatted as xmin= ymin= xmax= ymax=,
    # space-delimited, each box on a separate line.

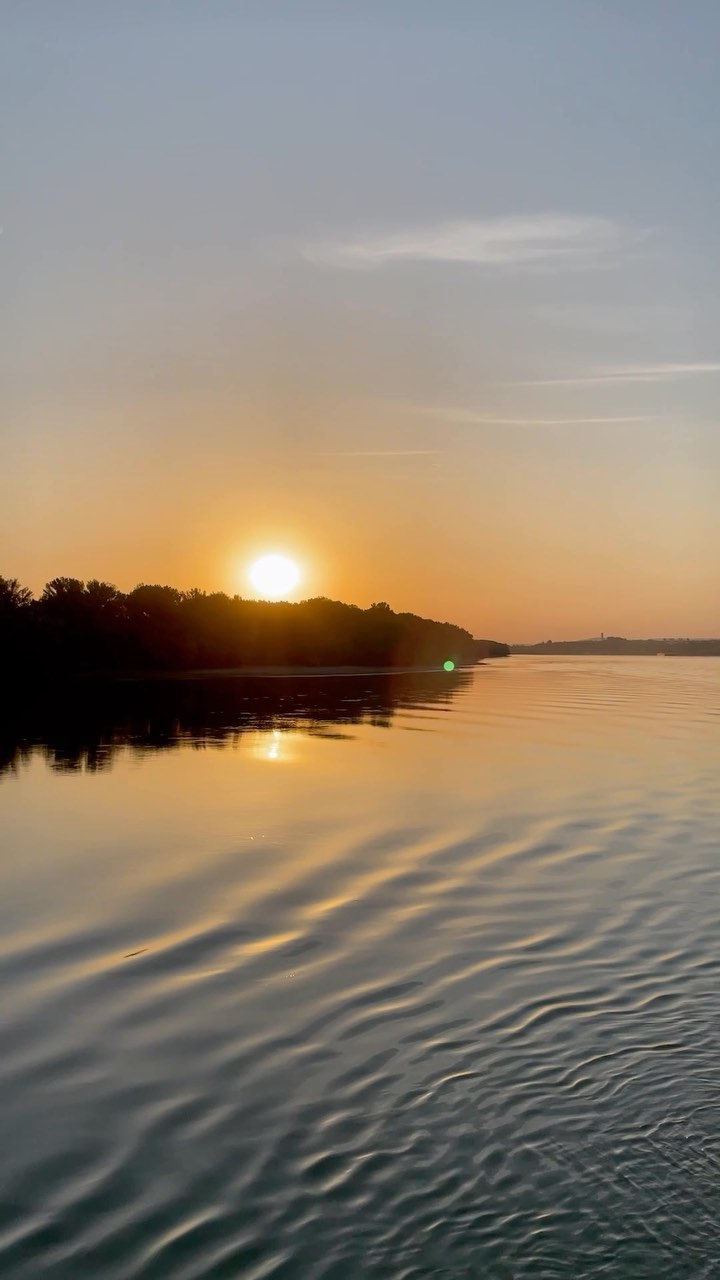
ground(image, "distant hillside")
xmin=511 ymin=637 xmax=720 ymax=656
xmin=473 ymin=638 xmax=511 ymax=659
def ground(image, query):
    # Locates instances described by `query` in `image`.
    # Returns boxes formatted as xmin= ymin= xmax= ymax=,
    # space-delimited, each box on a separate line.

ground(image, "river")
xmin=1 ymin=657 xmax=719 ymax=1278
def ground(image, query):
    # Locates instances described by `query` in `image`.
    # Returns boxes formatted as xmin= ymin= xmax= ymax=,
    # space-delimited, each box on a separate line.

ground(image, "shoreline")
xmin=7 ymin=662 xmax=481 ymax=689
xmin=107 ymin=662 xmax=480 ymax=682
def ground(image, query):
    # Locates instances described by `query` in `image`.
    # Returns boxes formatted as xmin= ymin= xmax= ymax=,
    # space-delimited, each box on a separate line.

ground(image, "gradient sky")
xmin=2 ymin=1 xmax=719 ymax=641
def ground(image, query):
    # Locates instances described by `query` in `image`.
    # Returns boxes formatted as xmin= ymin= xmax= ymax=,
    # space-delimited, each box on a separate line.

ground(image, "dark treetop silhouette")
xmin=0 ymin=576 xmax=507 ymax=675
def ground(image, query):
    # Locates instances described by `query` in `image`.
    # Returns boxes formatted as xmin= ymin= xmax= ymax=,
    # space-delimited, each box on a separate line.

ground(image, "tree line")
xmin=511 ymin=637 xmax=719 ymax=656
xmin=0 ymin=575 xmax=491 ymax=674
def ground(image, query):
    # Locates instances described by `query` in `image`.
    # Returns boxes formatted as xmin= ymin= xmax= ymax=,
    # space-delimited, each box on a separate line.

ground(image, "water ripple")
xmin=1 ymin=658 xmax=720 ymax=1276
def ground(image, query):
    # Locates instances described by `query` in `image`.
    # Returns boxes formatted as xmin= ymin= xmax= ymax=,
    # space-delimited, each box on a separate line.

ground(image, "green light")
xmin=443 ymin=659 xmax=455 ymax=672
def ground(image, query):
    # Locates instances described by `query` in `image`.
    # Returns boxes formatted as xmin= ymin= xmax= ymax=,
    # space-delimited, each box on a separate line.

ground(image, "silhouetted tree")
xmin=0 ymin=573 xmax=506 ymax=676
xmin=0 ymin=576 xmax=34 ymax=667
xmin=0 ymin=577 xmax=32 ymax=611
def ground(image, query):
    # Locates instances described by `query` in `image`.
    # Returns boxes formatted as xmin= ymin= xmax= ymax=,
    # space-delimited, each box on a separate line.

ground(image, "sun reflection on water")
xmin=254 ymin=727 xmax=294 ymax=763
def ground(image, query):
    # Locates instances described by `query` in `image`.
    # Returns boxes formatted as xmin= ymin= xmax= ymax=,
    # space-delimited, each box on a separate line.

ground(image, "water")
xmin=1 ymin=657 xmax=719 ymax=1278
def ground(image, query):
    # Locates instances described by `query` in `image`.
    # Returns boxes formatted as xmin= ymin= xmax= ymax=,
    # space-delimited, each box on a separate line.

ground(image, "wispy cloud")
xmin=414 ymin=407 xmax=655 ymax=427
xmin=514 ymin=362 xmax=720 ymax=387
xmin=304 ymin=214 xmax=646 ymax=272
xmin=376 ymin=399 xmax=655 ymax=426
xmin=318 ymin=449 xmax=442 ymax=457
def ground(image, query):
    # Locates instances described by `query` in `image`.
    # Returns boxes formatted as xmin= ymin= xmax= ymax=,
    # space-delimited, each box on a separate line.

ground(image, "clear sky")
xmin=2 ymin=1 xmax=719 ymax=641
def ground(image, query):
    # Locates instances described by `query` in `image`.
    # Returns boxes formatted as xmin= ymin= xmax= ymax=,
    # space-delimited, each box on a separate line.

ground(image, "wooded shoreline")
xmin=0 ymin=575 xmax=509 ymax=674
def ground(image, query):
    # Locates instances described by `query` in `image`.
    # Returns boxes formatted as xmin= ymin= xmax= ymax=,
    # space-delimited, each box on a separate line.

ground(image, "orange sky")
xmin=3 ymin=6 xmax=719 ymax=641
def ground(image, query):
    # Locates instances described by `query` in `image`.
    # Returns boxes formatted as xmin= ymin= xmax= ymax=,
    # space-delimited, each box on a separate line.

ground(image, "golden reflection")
xmin=253 ymin=727 xmax=297 ymax=763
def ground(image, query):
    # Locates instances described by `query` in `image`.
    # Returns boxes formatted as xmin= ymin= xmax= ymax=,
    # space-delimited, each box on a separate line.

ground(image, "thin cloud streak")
xmin=318 ymin=449 xmax=443 ymax=457
xmin=514 ymin=362 xmax=720 ymax=387
xmin=415 ymin=408 xmax=655 ymax=427
xmin=305 ymin=214 xmax=645 ymax=272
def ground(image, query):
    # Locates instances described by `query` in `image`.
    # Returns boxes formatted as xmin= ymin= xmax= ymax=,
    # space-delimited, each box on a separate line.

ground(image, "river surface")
xmin=1 ymin=657 xmax=719 ymax=1278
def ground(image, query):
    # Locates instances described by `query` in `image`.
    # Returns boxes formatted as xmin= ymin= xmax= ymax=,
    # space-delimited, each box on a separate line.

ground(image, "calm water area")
xmin=1 ymin=656 xmax=719 ymax=1278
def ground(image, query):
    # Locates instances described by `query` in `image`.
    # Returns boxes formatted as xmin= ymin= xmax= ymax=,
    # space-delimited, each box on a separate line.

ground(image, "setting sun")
xmin=248 ymin=553 xmax=301 ymax=600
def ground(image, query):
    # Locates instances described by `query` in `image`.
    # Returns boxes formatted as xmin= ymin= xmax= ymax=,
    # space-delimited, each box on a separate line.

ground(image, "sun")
xmin=248 ymin=553 xmax=301 ymax=600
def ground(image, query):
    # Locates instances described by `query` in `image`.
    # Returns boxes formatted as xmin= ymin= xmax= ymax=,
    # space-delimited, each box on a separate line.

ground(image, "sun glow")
xmin=248 ymin=553 xmax=301 ymax=600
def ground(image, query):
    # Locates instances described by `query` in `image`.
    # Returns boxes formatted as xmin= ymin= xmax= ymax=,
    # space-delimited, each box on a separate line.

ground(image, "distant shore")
xmin=511 ymin=639 xmax=720 ymax=657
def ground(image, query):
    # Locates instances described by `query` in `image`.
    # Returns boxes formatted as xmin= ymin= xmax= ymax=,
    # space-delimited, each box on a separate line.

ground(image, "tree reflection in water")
xmin=0 ymin=669 xmax=474 ymax=776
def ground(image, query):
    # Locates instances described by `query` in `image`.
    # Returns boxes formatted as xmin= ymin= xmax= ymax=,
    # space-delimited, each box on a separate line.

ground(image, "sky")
xmin=2 ymin=0 xmax=719 ymax=641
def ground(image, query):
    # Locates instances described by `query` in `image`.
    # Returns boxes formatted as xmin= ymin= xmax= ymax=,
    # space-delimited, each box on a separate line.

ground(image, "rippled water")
xmin=1 ymin=657 xmax=719 ymax=1278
